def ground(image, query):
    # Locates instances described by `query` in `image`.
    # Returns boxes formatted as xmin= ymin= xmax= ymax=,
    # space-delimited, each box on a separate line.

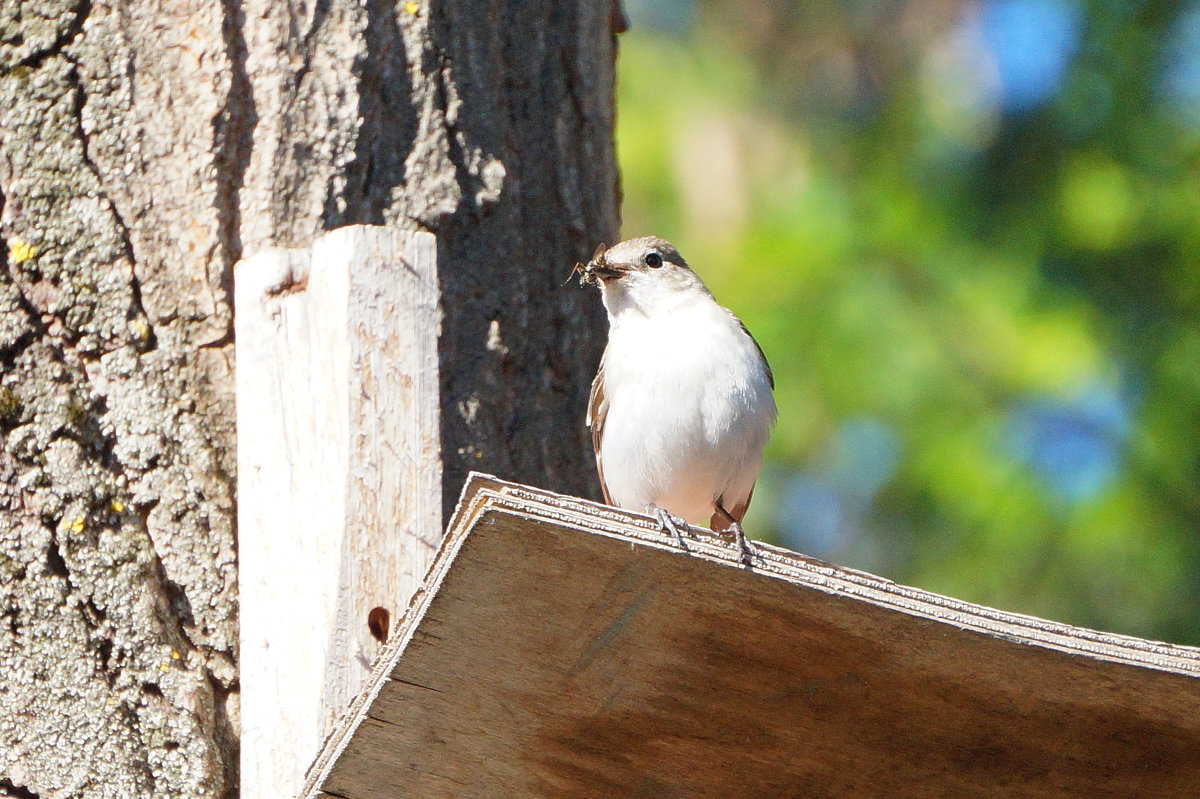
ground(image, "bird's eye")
xmin=645 ymin=252 xmax=663 ymax=268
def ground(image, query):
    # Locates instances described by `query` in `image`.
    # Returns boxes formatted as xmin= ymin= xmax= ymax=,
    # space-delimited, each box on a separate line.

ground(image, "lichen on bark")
xmin=1 ymin=2 xmax=238 ymax=797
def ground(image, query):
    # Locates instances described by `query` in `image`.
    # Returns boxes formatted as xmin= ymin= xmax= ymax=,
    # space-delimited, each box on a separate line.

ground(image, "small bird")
xmin=580 ymin=236 xmax=777 ymax=562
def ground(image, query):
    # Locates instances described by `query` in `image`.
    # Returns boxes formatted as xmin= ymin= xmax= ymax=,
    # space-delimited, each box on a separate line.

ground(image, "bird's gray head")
xmin=582 ymin=236 xmax=712 ymax=317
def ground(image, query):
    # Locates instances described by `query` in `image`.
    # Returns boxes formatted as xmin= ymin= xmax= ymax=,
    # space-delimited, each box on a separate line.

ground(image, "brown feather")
xmin=710 ymin=486 xmax=754 ymax=532
xmin=586 ymin=354 xmax=613 ymax=504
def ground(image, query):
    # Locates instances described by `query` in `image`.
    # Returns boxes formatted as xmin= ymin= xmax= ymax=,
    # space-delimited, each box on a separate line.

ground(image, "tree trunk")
xmin=0 ymin=0 xmax=618 ymax=795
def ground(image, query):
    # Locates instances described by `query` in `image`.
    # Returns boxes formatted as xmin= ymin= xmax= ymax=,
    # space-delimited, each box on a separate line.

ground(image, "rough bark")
xmin=240 ymin=0 xmax=619 ymax=517
xmin=0 ymin=0 xmax=617 ymax=796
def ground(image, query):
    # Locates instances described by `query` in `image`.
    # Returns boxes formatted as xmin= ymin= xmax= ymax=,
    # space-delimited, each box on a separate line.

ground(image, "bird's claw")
xmin=726 ymin=522 xmax=757 ymax=566
xmin=651 ymin=507 xmax=690 ymax=551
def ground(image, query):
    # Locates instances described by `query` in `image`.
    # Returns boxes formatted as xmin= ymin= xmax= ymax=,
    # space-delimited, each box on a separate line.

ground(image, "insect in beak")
xmin=586 ymin=242 xmax=632 ymax=282
xmin=566 ymin=243 xmax=609 ymax=287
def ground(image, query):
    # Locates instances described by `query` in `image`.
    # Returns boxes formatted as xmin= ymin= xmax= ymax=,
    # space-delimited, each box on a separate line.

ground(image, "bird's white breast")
xmin=598 ymin=298 xmax=776 ymax=525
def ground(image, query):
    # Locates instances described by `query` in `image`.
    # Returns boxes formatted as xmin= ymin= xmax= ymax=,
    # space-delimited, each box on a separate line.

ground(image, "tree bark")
xmin=0 ymin=0 xmax=618 ymax=795
xmin=239 ymin=0 xmax=619 ymax=519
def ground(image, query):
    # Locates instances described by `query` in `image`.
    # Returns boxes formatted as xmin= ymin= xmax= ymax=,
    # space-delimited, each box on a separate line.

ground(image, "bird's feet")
xmin=650 ymin=506 xmax=690 ymax=551
xmin=727 ymin=522 xmax=757 ymax=566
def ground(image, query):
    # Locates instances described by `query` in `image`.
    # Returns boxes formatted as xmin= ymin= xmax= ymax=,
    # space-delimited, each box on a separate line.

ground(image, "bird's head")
xmin=580 ymin=236 xmax=711 ymax=317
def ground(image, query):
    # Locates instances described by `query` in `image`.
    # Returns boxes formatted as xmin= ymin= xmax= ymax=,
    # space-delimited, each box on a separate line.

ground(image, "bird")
xmin=579 ymin=236 xmax=777 ymax=563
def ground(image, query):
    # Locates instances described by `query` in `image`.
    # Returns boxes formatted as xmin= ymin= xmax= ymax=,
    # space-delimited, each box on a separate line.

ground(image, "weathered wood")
xmin=304 ymin=474 xmax=1200 ymax=799
xmin=236 ymin=226 xmax=441 ymax=799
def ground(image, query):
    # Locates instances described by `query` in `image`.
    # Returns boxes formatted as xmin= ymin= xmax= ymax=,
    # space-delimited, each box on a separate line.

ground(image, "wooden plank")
xmin=236 ymin=226 xmax=442 ymax=799
xmin=304 ymin=474 xmax=1200 ymax=798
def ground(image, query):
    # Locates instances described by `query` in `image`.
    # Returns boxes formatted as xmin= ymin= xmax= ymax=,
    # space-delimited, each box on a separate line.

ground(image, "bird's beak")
xmin=590 ymin=261 xmax=631 ymax=281
xmin=586 ymin=245 xmax=632 ymax=282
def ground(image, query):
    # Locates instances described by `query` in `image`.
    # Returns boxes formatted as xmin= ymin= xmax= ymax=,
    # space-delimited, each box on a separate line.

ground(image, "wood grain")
xmin=304 ymin=474 xmax=1200 ymax=798
xmin=236 ymin=226 xmax=442 ymax=799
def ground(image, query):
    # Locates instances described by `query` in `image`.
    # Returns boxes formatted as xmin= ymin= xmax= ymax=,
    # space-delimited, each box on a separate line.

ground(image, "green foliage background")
xmin=615 ymin=0 xmax=1200 ymax=644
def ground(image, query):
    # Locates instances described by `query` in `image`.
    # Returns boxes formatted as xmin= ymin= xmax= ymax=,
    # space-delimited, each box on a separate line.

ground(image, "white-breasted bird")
xmin=580 ymin=236 xmax=777 ymax=562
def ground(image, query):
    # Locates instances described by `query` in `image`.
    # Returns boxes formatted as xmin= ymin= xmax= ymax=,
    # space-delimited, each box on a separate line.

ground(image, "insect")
xmin=566 ymin=243 xmax=608 ymax=287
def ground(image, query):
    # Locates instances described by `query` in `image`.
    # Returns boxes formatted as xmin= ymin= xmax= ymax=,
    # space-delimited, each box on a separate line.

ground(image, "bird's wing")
xmin=733 ymin=313 xmax=774 ymax=390
xmin=586 ymin=354 xmax=614 ymax=505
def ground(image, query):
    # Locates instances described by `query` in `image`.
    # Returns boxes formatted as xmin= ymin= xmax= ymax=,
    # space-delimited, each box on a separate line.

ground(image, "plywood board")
xmin=304 ymin=474 xmax=1200 ymax=798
